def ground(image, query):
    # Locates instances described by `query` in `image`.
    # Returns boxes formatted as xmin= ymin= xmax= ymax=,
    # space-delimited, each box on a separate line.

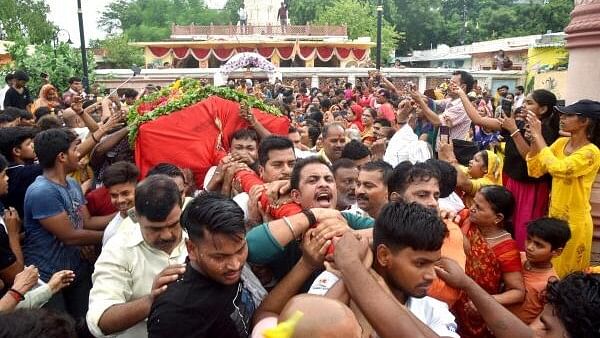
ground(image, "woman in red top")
xmin=454 ymin=185 xmax=525 ymax=338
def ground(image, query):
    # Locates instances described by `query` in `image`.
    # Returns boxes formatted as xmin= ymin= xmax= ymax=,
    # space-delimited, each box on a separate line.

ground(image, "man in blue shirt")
xmin=22 ymin=129 xmax=110 ymax=325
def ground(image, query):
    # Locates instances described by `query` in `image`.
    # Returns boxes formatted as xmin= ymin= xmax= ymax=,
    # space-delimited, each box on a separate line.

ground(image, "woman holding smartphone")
xmin=448 ymin=83 xmax=560 ymax=251
xmin=526 ymin=100 xmax=600 ymax=277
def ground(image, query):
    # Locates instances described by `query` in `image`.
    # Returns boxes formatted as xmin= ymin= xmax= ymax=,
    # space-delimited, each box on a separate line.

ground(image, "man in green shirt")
xmin=247 ymin=156 xmax=373 ymax=282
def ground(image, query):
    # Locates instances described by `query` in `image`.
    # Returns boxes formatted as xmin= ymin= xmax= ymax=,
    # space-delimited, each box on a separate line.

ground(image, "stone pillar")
xmin=305 ymin=57 xmax=315 ymax=68
xmin=565 ymin=1 xmax=600 ymax=266
xmin=311 ymin=75 xmax=319 ymax=89
xmin=564 ymin=0 xmax=600 ymax=102
xmin=418 ymin=76 xmax=427 ymax=93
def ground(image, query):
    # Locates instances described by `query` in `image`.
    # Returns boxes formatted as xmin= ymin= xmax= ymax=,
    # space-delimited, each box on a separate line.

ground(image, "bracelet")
xmin=510 ymin=129 xmax=520 ymax=138
xmin=282 ymin=216 xmax=298 ymax=239
xmin=8 ymin=288 xmax=25 ymax=302
xmin=91 ymin=132 xmax=99 ymax=143
xmin=301 ymin=209 xmax=317 ymax=228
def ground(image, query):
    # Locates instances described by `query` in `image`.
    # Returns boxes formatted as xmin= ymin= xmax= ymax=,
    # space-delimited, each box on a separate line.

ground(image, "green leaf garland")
xmin=126 ymin=78 xmax=282 ymax=146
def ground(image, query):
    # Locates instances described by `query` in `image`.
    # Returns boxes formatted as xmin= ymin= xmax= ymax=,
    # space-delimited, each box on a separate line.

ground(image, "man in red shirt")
xmin=376 ymin=89 xmax=396 ymax=124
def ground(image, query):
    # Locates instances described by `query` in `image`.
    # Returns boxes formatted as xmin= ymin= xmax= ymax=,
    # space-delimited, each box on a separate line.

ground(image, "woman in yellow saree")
xmin=526 ymin=100 xmax=600 ymax=277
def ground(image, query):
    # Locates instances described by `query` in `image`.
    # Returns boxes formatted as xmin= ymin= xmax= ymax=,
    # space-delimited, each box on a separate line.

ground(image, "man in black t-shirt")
xmin=0 ymin=154 xmax=21 ymax=292
xmin=0 ymin=127 xmax=41 ymax=219
xmin=3 ymin=70 xmax=33 ymax=111
xmin=147 ymin=193 xmax=265 ymax=338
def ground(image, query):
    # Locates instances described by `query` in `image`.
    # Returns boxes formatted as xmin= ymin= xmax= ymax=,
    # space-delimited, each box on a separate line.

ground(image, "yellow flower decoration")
xmin=171 ymin=79 xmax=182 ymax=90
xmin=262 ymin=311 xmax=304 ymax=338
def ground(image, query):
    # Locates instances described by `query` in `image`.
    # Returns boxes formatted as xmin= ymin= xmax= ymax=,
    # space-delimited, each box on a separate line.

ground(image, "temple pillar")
xmin=564 ymin=0 xmax=600 ymax=102
xmin=305 ymin=57 xmax=315 ymax=68
xmin=418 ymin=76 xmax=427 ymax=93
xmin=271 ymin=54 xmax=280 ymax=67
xmin=565 ymin=1 xmax=600 ymax=266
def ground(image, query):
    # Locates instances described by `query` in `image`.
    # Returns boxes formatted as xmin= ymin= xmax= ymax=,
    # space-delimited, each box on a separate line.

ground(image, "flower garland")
xmin=220 ymin=52 xmax=276 ymax=75
xmin=127 ymin=78 xmax=282 ymax=145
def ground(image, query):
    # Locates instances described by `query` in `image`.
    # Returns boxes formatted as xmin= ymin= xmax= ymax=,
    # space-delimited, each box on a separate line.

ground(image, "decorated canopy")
xmin=146 ymin=45 xmax=368 ymax=62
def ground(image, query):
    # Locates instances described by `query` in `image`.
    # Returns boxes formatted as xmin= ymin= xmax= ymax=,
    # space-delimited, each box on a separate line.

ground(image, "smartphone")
xmin=501 ymin=98 xmax=513 ymax=117
xmin=439 ymin=125 xmax=450 ymax=143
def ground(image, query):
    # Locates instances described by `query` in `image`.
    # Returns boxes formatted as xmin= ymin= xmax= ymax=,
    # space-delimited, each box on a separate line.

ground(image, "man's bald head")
xmin=280 ymin=294 xmax=361 ymax=338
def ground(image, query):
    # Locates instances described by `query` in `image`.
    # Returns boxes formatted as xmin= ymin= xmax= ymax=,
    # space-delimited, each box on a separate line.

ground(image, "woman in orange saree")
xmin=453 ymin=186 xmax=524 ymax=338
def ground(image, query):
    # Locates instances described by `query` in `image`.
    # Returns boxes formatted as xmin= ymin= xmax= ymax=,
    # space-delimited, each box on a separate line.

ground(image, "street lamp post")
xmin=376 ymin=0 xmax=383 ymax=70
xmin=77 ymin=0 xmax=90 ymax=93
xmin=52 ymin=29 xmax=74 ymax=56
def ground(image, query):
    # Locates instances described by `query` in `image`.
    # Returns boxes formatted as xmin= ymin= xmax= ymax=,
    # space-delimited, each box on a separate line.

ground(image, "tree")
xmin=288 ymin=0 xmax=335 ymax=25
xmin=314 ymin=0 xmax=403 ymax=63
xmin=98 ymin=0 xmax=230 ymax=42
xmin=92 ymin=34 xmax=144 ymax=69
xmin=1 ymin=39 xmax=96 ymax=98
xmin=0 ymin=0 xmax=56 ymax=44
xmin=223 ymin=0 xmax=244 ymax=24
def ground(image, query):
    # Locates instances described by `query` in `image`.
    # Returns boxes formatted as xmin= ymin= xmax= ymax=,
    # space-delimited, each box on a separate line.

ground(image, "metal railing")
xmin=171 ymin=24 xmax=347 ymax=37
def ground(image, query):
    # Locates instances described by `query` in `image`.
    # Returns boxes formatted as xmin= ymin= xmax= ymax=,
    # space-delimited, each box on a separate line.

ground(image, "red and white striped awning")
xmin=147 ymin=46 xmax=368 ymax=62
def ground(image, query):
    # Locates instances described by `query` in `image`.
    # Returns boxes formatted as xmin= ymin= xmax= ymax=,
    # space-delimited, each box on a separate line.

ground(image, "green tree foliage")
xmin=289 ymin=0 xmax=574 ymax=53
xmin=98 ymin=0 xmax=229 ymax=42
xmin=314 ymin=0 xmax=403 ymax=63
xmin=91 ymin=34 xmax=145 ymax=69
xmin=223 ymin=0 xmax=244 ymax=24
xmin=0 ymin=0 xmax=56 ymax=44
xmin=1 ymin=39 xmax=95 ymax=98
xmin=288 ymin=0 xmax=334 ymax=25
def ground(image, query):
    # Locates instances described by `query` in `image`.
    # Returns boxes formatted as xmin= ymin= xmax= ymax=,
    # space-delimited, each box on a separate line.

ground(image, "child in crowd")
xmin=508 ymin=217 xmax=571 ymax=324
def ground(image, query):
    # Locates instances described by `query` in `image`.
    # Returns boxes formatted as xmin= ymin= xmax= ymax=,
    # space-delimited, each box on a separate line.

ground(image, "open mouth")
xmin=315 ymin=190 xmax=333 ymax=207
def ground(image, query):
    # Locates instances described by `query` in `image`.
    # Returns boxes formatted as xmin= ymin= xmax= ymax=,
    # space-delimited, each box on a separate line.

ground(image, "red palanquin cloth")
xmin=134 ymin=96 xmax=289 ymax=188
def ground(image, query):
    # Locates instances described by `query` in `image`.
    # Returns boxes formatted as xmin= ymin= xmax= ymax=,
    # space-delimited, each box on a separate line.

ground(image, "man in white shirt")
xmin=100 ymin=161 xmax=138 ymax=246
xmin=62 ymin=76 xmax=85 ymax=107
xmin=412 ymin=71 xmax=475 ymax=151
xmin=238 ymin=3 xmax=248 ymax=34
xmin=203 ymin=129 xmax=259 ymax=193
xmin=383 ymin=123 xmax=431 ymax=167
xmin=513 ymin=85 xmax=525 ymax=109
xmin=322 ymin=203 xmax=459 ymax=338
xmin=225 ymin=136 xmax=296 ymax=221
xmin=87 ymin=176 xmax=187 ymax=338
xmin=288 ymin=126 xmax=314 ymax=159
xmin=0 ymin=73 xmax=15 ymax=111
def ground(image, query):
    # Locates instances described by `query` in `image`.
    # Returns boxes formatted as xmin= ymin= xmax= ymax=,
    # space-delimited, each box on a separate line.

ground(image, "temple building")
xmin=132 ymin=14 xmax=375 ymax=69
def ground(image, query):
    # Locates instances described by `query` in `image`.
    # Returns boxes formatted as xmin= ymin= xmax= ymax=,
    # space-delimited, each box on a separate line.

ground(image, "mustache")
xmin=155 ymin=239 xmax=175 ymax=246
xmin=356 ymin=193 xmax=369 ymax=200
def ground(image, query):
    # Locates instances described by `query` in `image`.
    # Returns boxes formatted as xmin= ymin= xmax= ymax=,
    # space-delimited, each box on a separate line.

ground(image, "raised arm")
xmin=437 ymin=140 xmax=474 ymax=193
xmin=449 ymin=83 xmax=502 ymax=131
xmin=253 ymin=229 xmax=329 ymax=324
xmin=0 ymin=208 xmax=24 ymax=285
xmin=334 ymin=233 xmax=442 ymax=338
xmin=411 ymin=90 xmax=442 ymax=127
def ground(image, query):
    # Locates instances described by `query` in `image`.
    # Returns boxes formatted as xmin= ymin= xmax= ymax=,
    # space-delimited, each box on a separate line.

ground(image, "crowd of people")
xmin=0 ymin=66 xmax=599 ymax=338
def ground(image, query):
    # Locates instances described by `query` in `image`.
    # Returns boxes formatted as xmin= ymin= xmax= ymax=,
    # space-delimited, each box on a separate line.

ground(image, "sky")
xmin=45 ymin=0 xmax=228 ymax=46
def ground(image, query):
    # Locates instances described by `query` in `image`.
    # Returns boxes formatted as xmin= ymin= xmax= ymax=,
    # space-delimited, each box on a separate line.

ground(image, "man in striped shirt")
xmin=412 ymin=71 xmax=475 ymax=151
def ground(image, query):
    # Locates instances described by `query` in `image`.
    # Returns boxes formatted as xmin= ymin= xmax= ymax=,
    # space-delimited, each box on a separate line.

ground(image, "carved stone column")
xmin=564 ymin=0 xmax=600 ymax=102
xmin=567 ymin=1 xmax=600 ymax=265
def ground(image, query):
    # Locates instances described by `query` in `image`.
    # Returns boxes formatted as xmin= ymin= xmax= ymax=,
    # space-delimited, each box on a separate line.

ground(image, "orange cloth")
xmin=234 ymin=169 xmax=302 ymax=220
xmin=134 ymin=96 xmax=289 ymax=188
xmin=508 ymin=252 xmax=557 ymax=324
xmin=454 ymin=219 xmax=522 ymax=338
xmin=428 ymin=220 xmax=466 ymax=307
